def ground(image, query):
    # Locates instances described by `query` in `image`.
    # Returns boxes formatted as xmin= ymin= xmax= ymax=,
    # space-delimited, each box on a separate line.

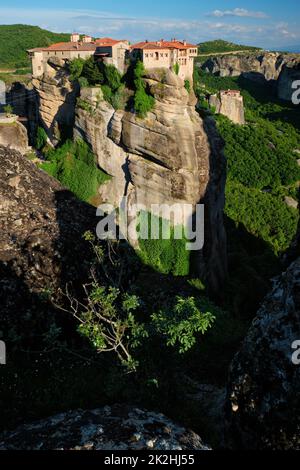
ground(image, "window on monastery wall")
xmin=165 ymin=53 xmax=168 ymax=57
xmin=145 ymin=53 xmax=149 ymax=57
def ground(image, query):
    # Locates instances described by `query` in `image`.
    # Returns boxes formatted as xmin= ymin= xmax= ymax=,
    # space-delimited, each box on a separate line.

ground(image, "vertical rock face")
xmin=0 ymin=119 xmax=29 ymax=154
xmin=201 ymin=52 xmax=300 ymax=102
xmin=227 ymin=257 xmax=300 ymax=449
xmin=6 ymin=82 xmax=38 ymax=145
xmin=74 ymin=68 xmax=227 ymax=293
xmin=32 ymin=57 xmax=79 ymax=144
xmin=209 ymin=91 xmax=245 ymax=125
xmin=202 ymin=53 xmax=287 ymax=80
xmin=74 ymin=90 xmax=129 ymax=209
xmin=277 ymin=59 xmax=300 ymax=102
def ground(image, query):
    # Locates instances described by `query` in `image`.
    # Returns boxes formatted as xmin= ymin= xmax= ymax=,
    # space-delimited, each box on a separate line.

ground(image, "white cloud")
xmin=209 ymin=8 xmax=268 ymax=19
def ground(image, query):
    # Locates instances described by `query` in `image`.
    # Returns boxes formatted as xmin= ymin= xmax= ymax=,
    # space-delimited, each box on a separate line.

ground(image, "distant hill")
xmin=272 ymin=45 xmax=300 ymax=54
xmin=0 ymin=24 xmax=70 ymax=69
xmin=198 ymin=39 xmax=261 ymax=54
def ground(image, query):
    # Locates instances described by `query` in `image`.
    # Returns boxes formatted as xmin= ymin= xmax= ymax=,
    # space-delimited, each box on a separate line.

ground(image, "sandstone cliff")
xmin=209 ymin=91 xmax=245 ymax=125
xmin=0 ymin=119 xmax=29 ymax=154
xmin=0 ymin=405 xmax=210 ymax=450
xmin=202 ymin=52 xmax=290 ymax=81
xmin=32 ymin=57 xmax=79 ymax=144
xmin=6 ymin=81 xmax=38 ymax=145
xmin=277 ymin=58 xmax=300 ymax=101
xmin=227 ymin=256 xmax=300 ymax=449
xmin=202 ymin=52 xmax=300 ymax=101
xmin=74 ymin=68 xmax=227 ymax=293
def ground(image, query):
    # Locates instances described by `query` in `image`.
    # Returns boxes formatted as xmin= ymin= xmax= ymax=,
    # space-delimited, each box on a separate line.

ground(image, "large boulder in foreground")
xmin=227 ymin=257 xmax=300 ymax=449
xmin=0 ymin=405 xmax=210 ymax=450
xmin=0 ymin=146 xmax=95 ymax=328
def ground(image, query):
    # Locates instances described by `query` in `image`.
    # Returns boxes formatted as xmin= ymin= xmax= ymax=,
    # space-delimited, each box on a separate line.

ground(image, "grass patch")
xmin=137 ymin=211 xmax=190 ymax=276
xmin=39 ymin=139 xmax=110 ymax=203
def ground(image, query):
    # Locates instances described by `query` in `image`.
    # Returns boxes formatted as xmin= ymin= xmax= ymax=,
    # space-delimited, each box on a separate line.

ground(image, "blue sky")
xmin=0 ymin=1 xmax=299 ymax=48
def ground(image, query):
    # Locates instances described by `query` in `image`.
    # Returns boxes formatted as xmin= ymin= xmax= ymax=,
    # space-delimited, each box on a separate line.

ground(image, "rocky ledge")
xmin=0 ymin=119 xmax=29 ymax=154
xmin=0 ymin=405 xmax=210 ymax=450
xmin=202 ymin=52 xmax=300 ymax=101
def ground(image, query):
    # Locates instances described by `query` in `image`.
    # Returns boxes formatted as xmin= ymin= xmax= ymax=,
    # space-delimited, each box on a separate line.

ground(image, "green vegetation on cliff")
xmin=133 ymin=61 xmax=155 ymax=117
xmin=0 ymin=24 xmax=69 ymax=68
xmin=137 ymin=212 xmax=190 ymax=276
xmin=225 ymin=181 xmax=298 ymax=254
xmin=40 ymin=139 xmax=110 ymax=203
xmin=194 ymin=69 xmax=300 ymax=255
xmin=69 ymin=57 xmax=154 ymax=115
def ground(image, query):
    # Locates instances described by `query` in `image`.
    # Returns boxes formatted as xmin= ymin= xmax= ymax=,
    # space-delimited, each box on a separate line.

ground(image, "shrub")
xmin=134 ymin=60 xmax=146 ymax=82
xmin=61 ymin=232 xmax=216 ymax=370
xmin=3 ymin=104 xmax=13 ymax=116
xmin=110 ymin=85 xmax=128 ymax=110
xmin=134 ymin=89 xmax=155 ymax=117
xmin=104 ymin=64 xmax=122 ymax=92
xmin=82 ymin=57 xmax=104 ymax=85
xmin=78 ymin=76 xmax=89 ymax=88
xmin=151 ymin=296 xmax=215 ymax=353
xmin=35 ymin=126 xmax=48 ymax=150
xmin=75 ymin=281 xmax=148 ymax=369
xmin=132 ymin=61 xmax=155 ymax=117
xmin=76 ymin=97 xmax=94 ymax=115
xmin=184 ymin=79 xmax=191 ymax=93
xmin=173 ymin=62 xmax=180 ymax=75
xmin=69 ymin=58 xmax=85 ymax=81
xmin=101 ymin=85 xmax=113 ymax=104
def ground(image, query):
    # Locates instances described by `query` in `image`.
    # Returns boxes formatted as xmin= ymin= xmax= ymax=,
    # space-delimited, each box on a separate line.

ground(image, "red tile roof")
xmin=95 ymin=37 xmax=128 ymax=46
xmin=28 ymin=42 xmax=98 ymax=52
xmin=28 ymin=37 xmax=128 ymax=53
xmin=131 ymin=40 xmax=197 ymax=51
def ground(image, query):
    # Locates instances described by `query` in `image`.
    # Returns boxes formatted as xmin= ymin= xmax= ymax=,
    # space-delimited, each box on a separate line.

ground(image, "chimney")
xmin=183 ymin=40 xmax=187 ymax=46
